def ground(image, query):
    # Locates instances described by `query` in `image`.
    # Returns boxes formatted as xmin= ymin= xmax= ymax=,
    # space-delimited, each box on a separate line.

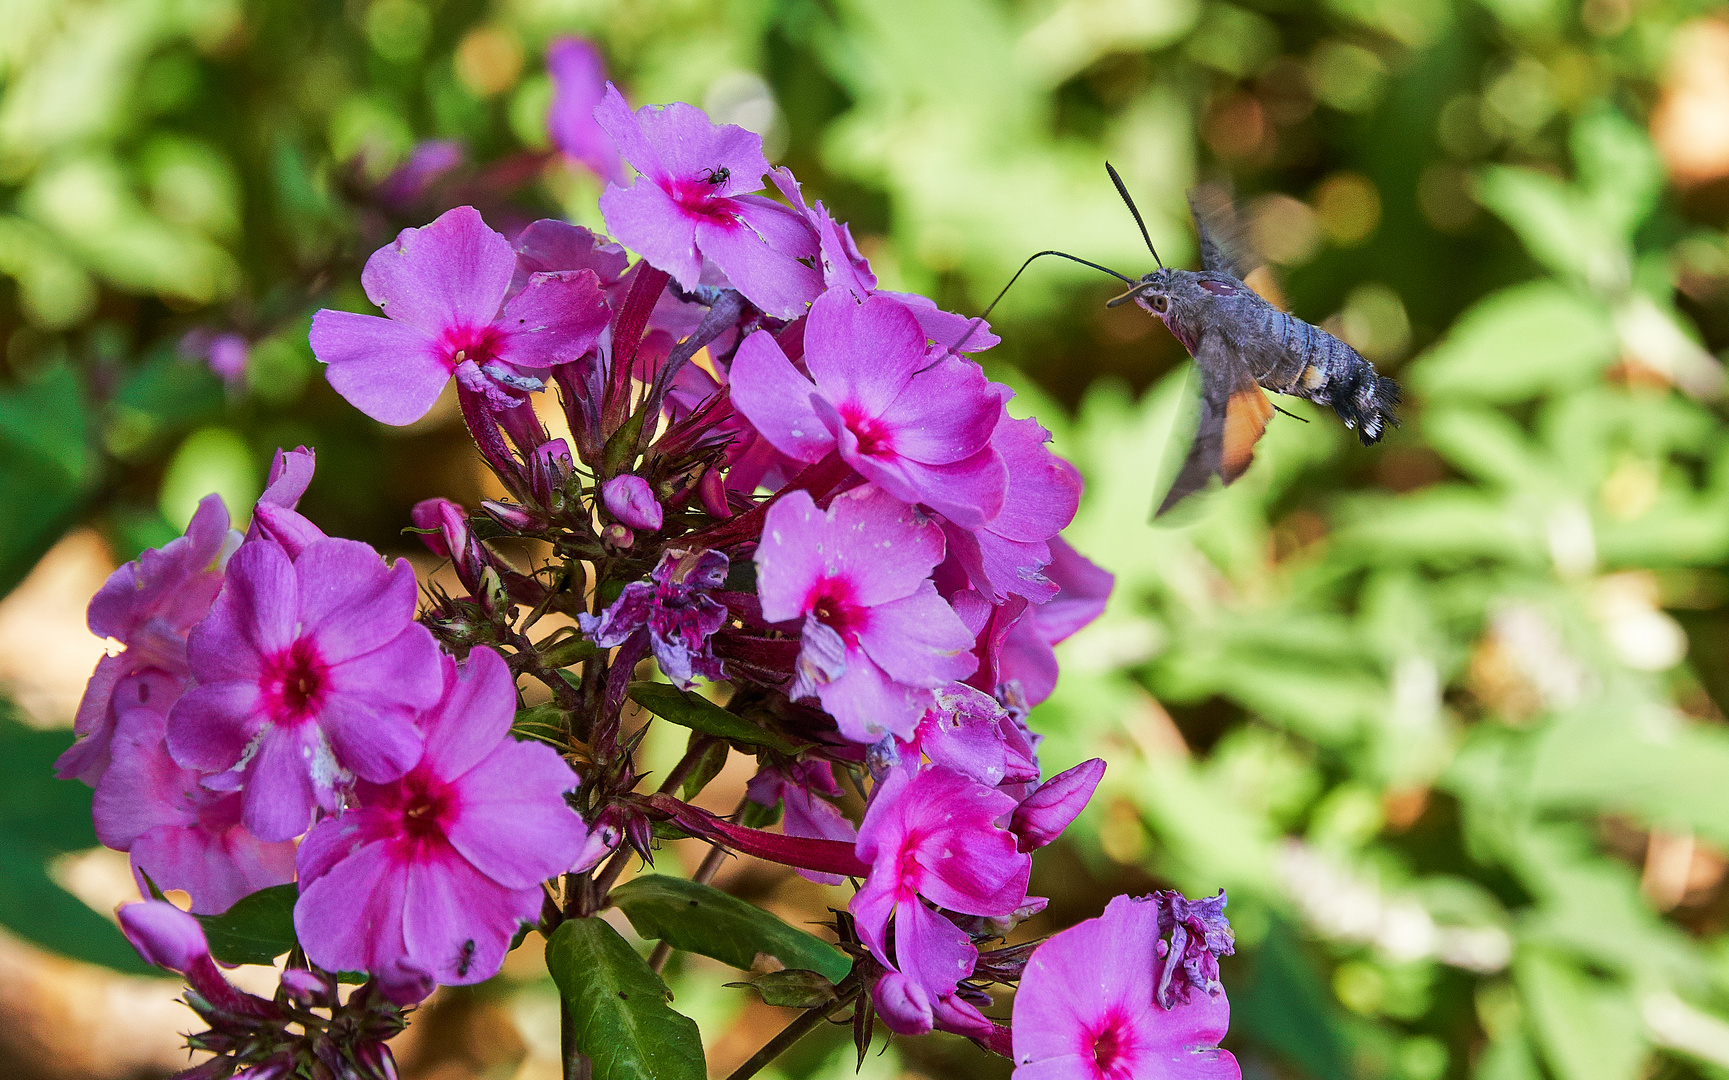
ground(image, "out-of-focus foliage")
xmin=5 ymin=1 xmax=1729 ymax=1078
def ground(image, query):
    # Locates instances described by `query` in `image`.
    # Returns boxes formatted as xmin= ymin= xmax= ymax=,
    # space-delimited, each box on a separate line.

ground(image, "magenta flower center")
xmin=1088 ymin=1010 xmax=1133 ymax=1079
xmin=395 ymin=769 xmax=460 ymax=846
xmin=805 ymin=578 xmax=863 ymax=642
xmin=838 ymin=405 xmax=895 ymax=458
xmin=666 ymin=177 xmax=737 ymax=224
xmin=260 ymin=639 xmax=330 ymax=725
xmin=438 ymin=322 xmax=506 ymax=371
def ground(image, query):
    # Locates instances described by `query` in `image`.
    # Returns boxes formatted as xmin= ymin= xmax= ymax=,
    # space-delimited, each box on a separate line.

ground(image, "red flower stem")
xmin=644 ymin=793 xmax=870 ymax=878
xmin=602 ymin=264 xmax=672 ymax=447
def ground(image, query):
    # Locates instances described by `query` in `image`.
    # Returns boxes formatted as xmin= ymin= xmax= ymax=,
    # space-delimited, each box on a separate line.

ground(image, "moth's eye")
xmin=1150 ymin=295 xmax=1170 ymax=313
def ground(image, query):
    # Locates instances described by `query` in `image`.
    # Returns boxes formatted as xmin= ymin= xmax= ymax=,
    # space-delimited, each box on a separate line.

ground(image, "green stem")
xmin=724 ymin=994 xmax=851 ymax=1080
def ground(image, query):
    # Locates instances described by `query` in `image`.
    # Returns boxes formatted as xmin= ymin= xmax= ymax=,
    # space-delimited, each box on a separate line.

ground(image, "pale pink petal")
xmin=419 ymin=649 xmax=512 ymax=777
xmin=874 ymin=355 xmax=1000 ymax=466
xmin=295 ymin=837 xmax=411 ymax=975
xmin=817 ymin=651 xmax=928 ymax=743
xmin=855 ymin=584 xmax=978 ymax=686
xmin=822 ymin=486 xmax=947 ymax=607
xmin=93 ymin=710 xmax=188 ymax=849
xmin=729 ymin=331 xmax=833 ymax=465
xmin=240 ymin=725 xmax=323 ymax=842
xmin=165 ymin=680 xmax=264 ymax=773
xmin=802 ymin=290 xmax=924 ymax=417
xmin=753 ymin=490 xmax=831 ymax=623
xmin=732 ymin=195 xmax=820 ymax=260
xmin=130 ymin=822 xmax=296 ymax=915
xmin=187 ymin=541 xmax=298 ymax=679
xmin=444 ymin=739 xmax=584 ymax=889
xmin=359 ymin=206 xmax=515 ymax=334
xmin=402 ymin=844 xmax=536 ymax=985
xmin=317 ymin=691 xmax=424 ymax=784
xmin=294 ymin=541 xmax=422 ymax=664
xmin=893 ymin=896 xmax=977 ymax=998
xmin=599 ymin=180 xmax=702 ymax=287
xmin=694 ymin=218 xmax=822 ymax=319
xmin=497 ymin=269 xmax=611 ymax=370
xmin=850 ymin=445 xmax=1007 ymax=531
xmin=592 ymin=83 xmax=667 ymax=181
xmin=618 ymin=97 xmax=771 ymax=194
xmin=311 ymin=310 xmax=450 ymax=427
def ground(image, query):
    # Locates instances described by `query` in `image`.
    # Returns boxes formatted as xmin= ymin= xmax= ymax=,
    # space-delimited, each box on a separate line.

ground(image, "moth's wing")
xmin=1154 ymin=335 xmax=1275 ymax=517
xmin=1188 ymin=182 xmax=1261 ymax=283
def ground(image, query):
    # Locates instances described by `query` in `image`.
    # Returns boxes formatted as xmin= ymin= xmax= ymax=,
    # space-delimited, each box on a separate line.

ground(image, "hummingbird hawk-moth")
xmin=1103 ymin=165 xmax=1400 ymax=514
xmin=958 ymin=165 xmax=1400 ymax=516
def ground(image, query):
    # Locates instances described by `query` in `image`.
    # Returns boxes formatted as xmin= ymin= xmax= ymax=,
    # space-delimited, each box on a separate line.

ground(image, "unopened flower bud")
xmin=602 ymin=474 xmax=663 ymax=531
xmin=1010 ymin=757 xmax=1105 ymax=852
xmin=280 ymin=967 xmax=336 ymax=1008
xmin=602 ymin=522 xmax=634 ymax=550
xmin=119 ymin=900 xmax=208 ymax=972
xmin=872 ymin=971 xmax=933 ymax=1036
xmin=481 ymin=499 xmax=539 ymax=532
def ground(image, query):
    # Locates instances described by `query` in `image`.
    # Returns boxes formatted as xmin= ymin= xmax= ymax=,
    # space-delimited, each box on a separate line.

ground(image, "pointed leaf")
xmin=545 ymin=916 xmax=705 ymax=1080
xmin=196 ymin=883 xmax=299 ymax=966
xmin=611 ymin=875 xmax=852 ymax=982
xmin=628 ymin=683 xmax=799 ymax=753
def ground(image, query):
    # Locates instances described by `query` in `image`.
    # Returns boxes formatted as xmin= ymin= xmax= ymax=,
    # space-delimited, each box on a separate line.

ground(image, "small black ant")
xmin=699 ymin=167 xmax=730 ymax=186
xmin=453 ymin=939 xmax=477 ymax=977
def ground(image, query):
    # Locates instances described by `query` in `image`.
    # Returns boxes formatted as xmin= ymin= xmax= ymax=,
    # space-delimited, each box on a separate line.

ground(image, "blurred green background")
xmin=4 ymin=0 xmax=1729 ymax=1078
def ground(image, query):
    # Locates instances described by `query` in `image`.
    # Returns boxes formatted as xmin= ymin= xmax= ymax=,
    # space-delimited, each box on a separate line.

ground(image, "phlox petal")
xmin=693 ymin=217 xmax=822 ymax=319
xmin=497 ymin=269 xmax=610 ymax=370
xmin=599 ymin=179 xmax=704 ymax=288
xmin=817 ymin=652 xmax=928 ymax=744
xmin=293 ymin=541 xmax=422 ymax=665
xmin=729 ymin=333 xmax=832 ymax=466
xmin=444 ymin=738 xmax=584 ymax=889
xmin=240 ymin=725 xmax=325 ymax=842
xmin=855 ymin=582 xmax=979 ymax=687
xmin=296 ymin=839 xmax=411 ymax=976
xmin=403 ymin=846 xmax=536 ymax=985
xmin=359 ymin=206 xmax=515 ymax=334
xmin=312 ymin=310 xmax=450 ymax=426
xmin=803 ymin=290 xmax=926 ymax=418
xmin=875 ymin=355 xmax=1000 ymax=466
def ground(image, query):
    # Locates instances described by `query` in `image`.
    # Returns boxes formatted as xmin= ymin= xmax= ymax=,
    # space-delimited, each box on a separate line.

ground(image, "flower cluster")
xmin=67 ymin=45 xmax=1235 ymax=1079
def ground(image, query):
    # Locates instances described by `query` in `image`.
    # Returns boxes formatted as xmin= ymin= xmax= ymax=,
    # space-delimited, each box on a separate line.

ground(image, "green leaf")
xmin=727 ymin=968 xmax=838 ymax=1008
xmin=1516 ymin=950 xmax=1645 ymax=1080
xmin=545 ymin=916 xmax=706 ymax=1080
xmin=1409 ymin=281 xmax=1616 ymax=403
xmin=0 ymin=363 xmax=98 ymax=597
xmin=196 ymin=883 xmax=299 ymax=966
xmin=611 ymin=875 xmax=852 ymax=983
xmin=681 ymin=733 xmax=730 ymax=800
xmin=0 ymin=716 xmax=148 ymax=973
xmin=627 ymin=683 xmax=799 ymax=753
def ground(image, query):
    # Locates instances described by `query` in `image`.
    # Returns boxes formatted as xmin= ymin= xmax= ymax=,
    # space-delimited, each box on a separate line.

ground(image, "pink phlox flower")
xmin=731 ymin=288 xmax=1008 ymax=528
xmin=745 ymin=757 xmax=855 ymax=885
xmin=769 ymin=167 xmax=1000 ymax=354
xmin=940 ymin=394 xmax=1083 ymax=605
xmin=851 ymin=765 xmax=1030 ymax=1003
xmin=510 ymin=218 xmax=630 ymax=298
xmin=56 ymin=493 xmax=237 ymax=785
xmin=310 ymin=205 xmax=611 ymax=425
xmin=995 ymin=539 xmax=1113 ymax=707
xmin=1011 ymin=893 xmax=1239 ymax=1080
xmin=594 ymin=84 xmax=821 ymax=319
xmin=578 ymin=548 xmax=729 ymax=687
xmin=293 ymin=647 xmax=586 ymax=987
xmin=181 ymin=329 xmax=251 ymax=384
xmin=755 ymin=486 xmax=976 ymax=743
xmin=546 ymin=39 xmax=625 ymax=185
xmin=898 ymin=683 xmax=1040 ymax=789
xmin=248 ymin=446 xmax=326 ymax=559
xmin=376 ymin=139 xmax=466 ymax=212
xmin=93 ymin=704 xmax=296 ymax=914
xmin=166 ymin=537 xmax=443 ymax=842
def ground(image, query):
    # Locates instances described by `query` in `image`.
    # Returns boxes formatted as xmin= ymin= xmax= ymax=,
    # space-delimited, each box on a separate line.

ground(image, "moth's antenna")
xmin=950 ymin=249 xmax=1134 ymax=352
xmin=1105 ymin=161 xmax=1163 ymax=269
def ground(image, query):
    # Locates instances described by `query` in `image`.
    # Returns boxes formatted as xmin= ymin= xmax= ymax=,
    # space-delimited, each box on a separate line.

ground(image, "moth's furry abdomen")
xmin=1328 ymin=360 xmax=1401 ymax=445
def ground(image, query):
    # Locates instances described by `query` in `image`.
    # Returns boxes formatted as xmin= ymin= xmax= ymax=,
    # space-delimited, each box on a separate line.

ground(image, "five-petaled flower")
xmin=755 ymin=486 xmax=977 ymax=743
xmin=732 ymin=288 xmax=1008 ymax=528
xmin=166 ymin=537 xmax=443 ymax=842
xmin=294 ymin=647 xmax=586 ymax=986
xmin=310 ymin=205 xmax=611 ymax=425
